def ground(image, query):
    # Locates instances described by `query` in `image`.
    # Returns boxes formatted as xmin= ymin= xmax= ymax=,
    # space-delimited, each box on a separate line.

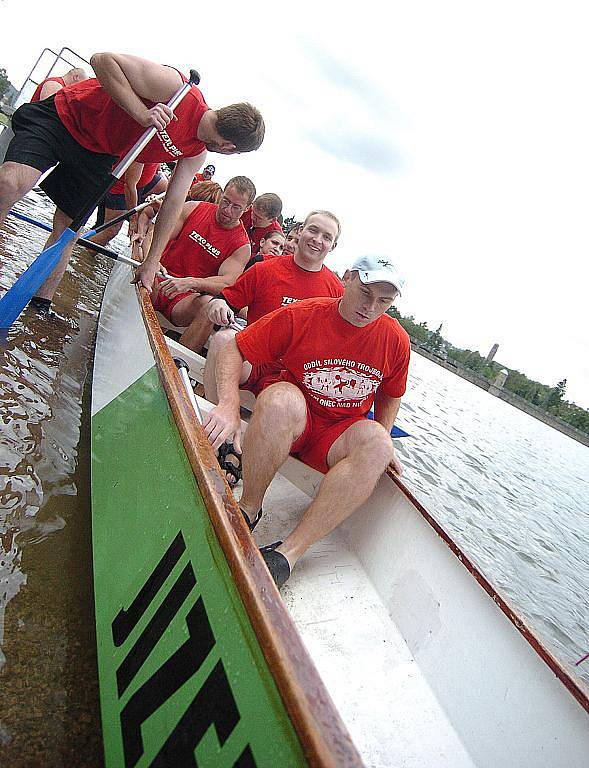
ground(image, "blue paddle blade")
xmin=0 ymin=227 xmax=77 ymax=328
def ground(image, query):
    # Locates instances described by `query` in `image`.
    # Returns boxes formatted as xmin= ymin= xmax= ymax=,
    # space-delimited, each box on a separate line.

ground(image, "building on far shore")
xmin=486 ymin=343 xmax=499 ymax=363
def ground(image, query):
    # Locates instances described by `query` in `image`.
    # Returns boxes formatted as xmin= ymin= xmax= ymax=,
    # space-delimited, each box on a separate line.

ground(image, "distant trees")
xmin=388 ymin=309 xmax=588 ymax=434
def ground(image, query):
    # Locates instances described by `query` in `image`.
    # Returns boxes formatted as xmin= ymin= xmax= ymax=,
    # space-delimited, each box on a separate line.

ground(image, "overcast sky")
xmin=2 ymin=0 xmax=588 ymax=407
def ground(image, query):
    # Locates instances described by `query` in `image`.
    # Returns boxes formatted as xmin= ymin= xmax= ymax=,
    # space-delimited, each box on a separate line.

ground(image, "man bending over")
xmin=203 ymin=255 xmax=410 ymax=587
xmin=0 ymin=52 xmax=264 ymax=307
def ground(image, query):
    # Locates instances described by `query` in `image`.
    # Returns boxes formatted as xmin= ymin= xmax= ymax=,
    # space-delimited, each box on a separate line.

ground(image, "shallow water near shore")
xmin=0 ymin=191 xmax=588 ymax=764
xmin=0 ymin=190 xmax=111 ymax=766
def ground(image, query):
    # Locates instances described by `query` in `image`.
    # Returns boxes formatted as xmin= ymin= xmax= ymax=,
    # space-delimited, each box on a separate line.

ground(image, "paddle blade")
xmin=0 ymin=228 xmax=76 ymax=328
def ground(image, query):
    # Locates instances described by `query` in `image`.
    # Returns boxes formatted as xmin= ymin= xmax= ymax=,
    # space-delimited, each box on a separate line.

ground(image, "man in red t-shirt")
xmin=30 ymin=68 xmax=88 ymax=102
xmin=241 ymin=193 xmax=283 ymax=255
xmin=0 ymin=52 xmax=264 ymax=308
xmin=150 ymin=176 xmax=254 ymax=346
xmin=203 ymin=255 xmax=410 ymax=587
xmin=201 ymin=210 xmax=343 ymax=400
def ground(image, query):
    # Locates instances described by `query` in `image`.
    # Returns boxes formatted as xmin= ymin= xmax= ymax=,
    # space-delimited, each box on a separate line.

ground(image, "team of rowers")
xmin=0 ymin=52 xmax=411 ymax=587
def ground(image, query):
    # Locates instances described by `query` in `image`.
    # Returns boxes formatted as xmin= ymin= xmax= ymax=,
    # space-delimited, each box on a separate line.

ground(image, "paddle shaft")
xmin=88 ymin=192 xmax=166 ymax=236
xmin=174 ymin=358 xmax=204 ymax=422
xmin=7 ymin=210 xmax=141 ymax=268
xmin=70 ymin=70 xmax=201 ymax=232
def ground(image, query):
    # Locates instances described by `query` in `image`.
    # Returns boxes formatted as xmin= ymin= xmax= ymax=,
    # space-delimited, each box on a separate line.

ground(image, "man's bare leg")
xmin=239 ymin=383 xmax=307 ymax=523
xmin=90 ymin=207 xmax=123 ymax=246
xmin=204 ymin=327 xmax=252 ymax=402
xmin=35 ymin=208 xmax=77 ymax=300
xmin=277 ymin=420 xmax=395 ymax=569
xmin=0 ymin=162 xmax=43 ymax=226
xmin=177 ymin=297 xmax=216 ymax=353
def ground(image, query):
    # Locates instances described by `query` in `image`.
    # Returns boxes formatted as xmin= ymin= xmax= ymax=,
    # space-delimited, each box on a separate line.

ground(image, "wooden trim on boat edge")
xmin=387 ymin=468 xmax=589 ymax=716
xmin=137 ymin=286 xmax=364 ymax=768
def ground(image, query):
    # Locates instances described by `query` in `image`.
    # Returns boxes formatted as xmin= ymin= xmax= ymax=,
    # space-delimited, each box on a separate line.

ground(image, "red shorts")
xmin=151 ymin=277 xmax=193 ymax=323
xmin=290 ymin=408 xmax=365 ymax=474
xmin=241 ymin=363 xmax=282 ymax=397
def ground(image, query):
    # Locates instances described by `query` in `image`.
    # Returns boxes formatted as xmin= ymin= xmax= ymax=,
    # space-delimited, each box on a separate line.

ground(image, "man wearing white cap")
xmin=203 ymin=254 xmax=410 ymax=587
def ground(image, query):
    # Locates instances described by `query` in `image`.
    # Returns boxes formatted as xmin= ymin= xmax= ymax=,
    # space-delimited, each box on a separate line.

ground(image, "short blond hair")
xmin=303 ymin=210 xmax=341 ymax=243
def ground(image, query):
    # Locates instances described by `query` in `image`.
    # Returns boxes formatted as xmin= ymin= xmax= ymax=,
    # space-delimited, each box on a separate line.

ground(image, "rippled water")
xmin=0 ymin=191 xmax=111 ymax=766
xmin=396 ymin=353 xmax=589 ymax=690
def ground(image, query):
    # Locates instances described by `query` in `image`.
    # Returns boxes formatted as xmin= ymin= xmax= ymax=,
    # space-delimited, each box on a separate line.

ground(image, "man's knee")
xmin=255 ymin=383 xmax=307 ymax=428
xmin=0 ymin=163 xmax=36 ymax=208
xmin=208 ymin=327 xmax=237 ymax=355
xmin=359 ymin=422 xmax=395 ymax=467
xmin=334 ymin=420 xmax=394 ymax=470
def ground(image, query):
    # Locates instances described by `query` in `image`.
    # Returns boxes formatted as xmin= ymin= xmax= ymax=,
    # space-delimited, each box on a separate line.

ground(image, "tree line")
xmin=388 ymin=309 xmax=589 ymax=435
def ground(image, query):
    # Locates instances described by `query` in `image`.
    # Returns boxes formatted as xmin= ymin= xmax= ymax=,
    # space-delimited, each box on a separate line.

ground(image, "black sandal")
xmin=239 ymin=506 xmax=263 ymax=531
xmin=217 ymin=442 xmax=242 ymax=487
xmin=260 ymin=541 xmax=291 ymax=588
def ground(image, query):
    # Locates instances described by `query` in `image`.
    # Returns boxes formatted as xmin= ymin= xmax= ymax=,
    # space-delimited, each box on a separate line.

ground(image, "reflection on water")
xmin=0 ymin=191 xmax=112 ymax=766
xmin=397 ymin=353 xmax=589 ymax=691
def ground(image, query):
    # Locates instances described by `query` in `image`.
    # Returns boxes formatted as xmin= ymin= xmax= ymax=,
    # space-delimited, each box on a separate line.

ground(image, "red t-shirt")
xmin=222 ymin=254 xmax=343 ymax=326
xmin=236 ymin=297 xmax=410 ymax=422
xmin=54 ymin=77 xmax=209 ymax=162
xmin=31 ymin=76 xmax=65 ymax=102
xmin=109 ymin=162 xmax=160 ymax=195
xmin=161 ymin=202 xmax=249 ymax=278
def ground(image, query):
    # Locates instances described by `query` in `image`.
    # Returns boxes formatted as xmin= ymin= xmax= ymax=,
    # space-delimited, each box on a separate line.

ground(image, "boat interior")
xmin=160 ymin=328 xmax=589 ymax=768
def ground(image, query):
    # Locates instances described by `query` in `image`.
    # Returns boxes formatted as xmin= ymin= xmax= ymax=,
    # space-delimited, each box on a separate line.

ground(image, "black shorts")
xmin=103 ymin=172 xmax=163 ymax=210
xmin=6 ymin=96 xmax=117 ymax=220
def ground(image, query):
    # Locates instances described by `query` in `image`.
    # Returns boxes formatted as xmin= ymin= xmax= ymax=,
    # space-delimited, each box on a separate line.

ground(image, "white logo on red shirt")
xmin=155 ymin=129 xmax=183 ymax=157
xmin=188 ymin=230 xmax=221 ymax=258
xmin=282 ymin=297 xmax=298 ymax=305
xmin=302 ymin=364 xmax=381 ymax=406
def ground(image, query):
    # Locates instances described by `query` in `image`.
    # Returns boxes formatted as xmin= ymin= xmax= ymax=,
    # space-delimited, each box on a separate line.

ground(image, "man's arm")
xmin=374 ymin=388 xmax=403 ymax=475
xmin=89 ymin=52 xmax=184 ymax=127
xmin=133 ymin=156 xmax=205 ymax=290
xmin=123 ymin=162 xmax=143 ymax=211
xmin=202 ymin=337 xmax=244 ymax=450
xmin=192 ymin=244 xmax=251 ymax=294
xmin=158 ymin=242 xmax=250 ymax=299
xmin=39 ymin=80 xmax=64 ymax=100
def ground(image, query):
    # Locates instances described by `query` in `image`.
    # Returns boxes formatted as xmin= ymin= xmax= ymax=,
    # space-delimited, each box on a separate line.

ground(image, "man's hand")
xmin=128 ymin=213 xmax=139 ymax=240
xmin=389 ymin=446 xmax=403 ymax=476
xmin=203 ymin=404 xmax=242 ymax=452
xmin=132 ymin=260 xmax=160 ymax=291
xmin=159 ymin=276 xmax=196 ymax=298
xmin=140 ymin=103 xmax=177 ymax=130
xmin=206 ymin=298 xmax=235 ymax=326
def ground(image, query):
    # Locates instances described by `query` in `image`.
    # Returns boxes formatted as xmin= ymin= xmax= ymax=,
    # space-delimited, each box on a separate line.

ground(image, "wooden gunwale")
xmin=387 ymin=468 xmax=589 ymax=715
xmin=136 ymin=285 xmax=363 ymax=768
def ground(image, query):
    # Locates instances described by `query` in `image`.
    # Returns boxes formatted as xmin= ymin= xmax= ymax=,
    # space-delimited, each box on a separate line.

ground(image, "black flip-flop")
xmin=239 ymin=506 xmax=263 ymax=531
xmin=218 ymin=442 xmax=242 ymax=487
xmin=260 ymin=541 xmax=290 ymax=588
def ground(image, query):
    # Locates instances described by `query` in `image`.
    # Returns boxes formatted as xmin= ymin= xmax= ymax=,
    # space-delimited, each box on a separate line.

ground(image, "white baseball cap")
xmin=351 ymin=255 xmax=405 ymax=295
